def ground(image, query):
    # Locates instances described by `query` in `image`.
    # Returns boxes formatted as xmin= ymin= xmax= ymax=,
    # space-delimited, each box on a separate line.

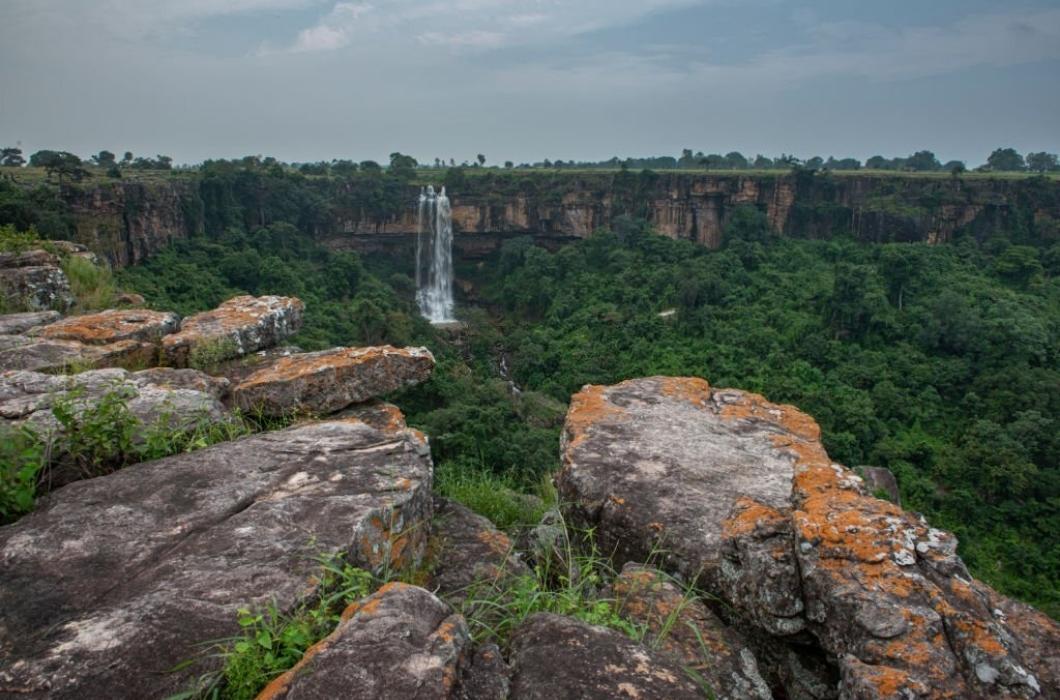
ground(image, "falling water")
xmin=416 ymin=185 xmax=455 ymax=323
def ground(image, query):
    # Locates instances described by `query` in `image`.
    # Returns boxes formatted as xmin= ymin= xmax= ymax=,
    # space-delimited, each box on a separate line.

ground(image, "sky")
xmin=1 ymin=0 xmax=1058 ymax=166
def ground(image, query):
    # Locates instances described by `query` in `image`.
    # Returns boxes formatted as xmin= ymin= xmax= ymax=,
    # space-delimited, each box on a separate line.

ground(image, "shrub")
xmin=188 ymin=337 xmax=239 ymax=373
xmin=61 ymin=255 xmax=116 ymax=311
xmin=0 ymin=425 xmax=47 ymax=523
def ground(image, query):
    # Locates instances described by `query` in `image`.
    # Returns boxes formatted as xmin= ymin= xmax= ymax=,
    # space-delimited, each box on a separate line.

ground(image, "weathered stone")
xmin=32 ymin=308 xmax=179 ymax=345
xmin=558 ymin=376 xmax=1058 ymax=699
xmin=259 ymin=583 xmax=469 ymax=700
xmin=428 ymin=497 xmax=530 ymax=605
xmin=131 ymin=367 xmax=230 ymax=400
xmin=859 ymin=466 xmax=901 ymax=505
xmin=0 ymin=416 xmax=433 ymax=698
xmin=161 ymin=295 xmax=304 ymax=367
xmin=113 ymin=291 xmax=146 ymax=307
xmin=612 ymin=563 xmax=773 ymax=699
xmin=0 ymin=336 xmax=155 ymax=372
xmin=0 ymin=311 xmax=61 ymax=335
xmin=232 ymin=345 xmax=435 ymax=416
xmin=455 ymin=643 xmax=511 ymax=700
xmin=508 ymin=613 xmax=705 ymax=699
xmin=213 ymin=344 xmax=303 ymax=385
xmin=0 ymin=249 xmax=73 ymax=314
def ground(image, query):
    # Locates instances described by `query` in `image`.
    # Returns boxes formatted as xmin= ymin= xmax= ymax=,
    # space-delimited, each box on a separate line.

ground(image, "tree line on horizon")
xmin=1 ymin=145 xmax=1058 ymax=180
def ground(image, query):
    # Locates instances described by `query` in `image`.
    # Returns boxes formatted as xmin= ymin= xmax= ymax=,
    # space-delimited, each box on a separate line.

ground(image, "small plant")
xmin=0 ymin=425 xmax=48 ymax=523
xmin=138 ymin=406 xmax=252 ymax=462
xmin=181 ymin=555 xmax=375 ymax=700
xmin=434 ymin=460 xmax=552 ymax=533
xmin=51 ymin=385 xmax=138 ymax=479
xmin=188 ymin=337 xmax=239 ymax=373
xmin=0 ymin=224 xmax=44 ymax=253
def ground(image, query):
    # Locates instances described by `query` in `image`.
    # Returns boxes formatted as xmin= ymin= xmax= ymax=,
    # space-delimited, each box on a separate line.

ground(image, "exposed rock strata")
xmin=0 ymin=415 xmax=433 ymax=698
xmin=558 ymin=376 xmax=1059 ymax=699
xmin=161 ymin=295 xmax=304 ymax=367
xmin=0 ymin=249 xmax=72 ymax=312
xmin=258 ymin=583 xmax=470 ymax=700
xmin=0 ymin=335 xmax=155 ymax=372
xmin=232 ymin=345 xmax=434 ymax=416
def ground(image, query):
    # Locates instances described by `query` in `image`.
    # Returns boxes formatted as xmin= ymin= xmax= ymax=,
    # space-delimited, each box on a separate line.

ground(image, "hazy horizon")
xmin=2 ymin=0 xmax=1058 ymax=166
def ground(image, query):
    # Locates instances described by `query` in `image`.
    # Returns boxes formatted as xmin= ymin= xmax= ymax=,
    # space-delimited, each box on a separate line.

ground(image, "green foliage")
xmin=0 ymin=223 xmax=45 ymax=252
xmin=51 ymin=385 xmax=139 ymax=479
xmin=0 ymin=425 xmax=47 ymax=522
xmin=434 ymin=461 xmax=553 ymax=533
xmin=61 ymin=254 xmax=117 ymax=311
xmin=194 ymin=556 xmax=374 ymax=700
xmin=188 ymin=337 xmax=240 ymax=373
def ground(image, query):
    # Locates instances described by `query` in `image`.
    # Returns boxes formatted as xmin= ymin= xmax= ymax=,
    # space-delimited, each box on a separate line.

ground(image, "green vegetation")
xmin=188 ymin=337 xmax=240 ymax=373
xmin=61 ymin=254 xmax=117 ymax=311
xmin=434 ymin=461 xmax=553 ymax=534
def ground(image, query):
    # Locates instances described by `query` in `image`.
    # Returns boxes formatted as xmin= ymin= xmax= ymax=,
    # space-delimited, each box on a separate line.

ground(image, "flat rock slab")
xmin=0 ymin=415 xmax=433 ymax=698
xmin=232 ymin=345 xmax=435 ymax=416
xmin=508 ymin=613 xmax=705 ymax=699
xmin=558 ymin=376 xmax=1059 ymax=699
xmin=33 ymin=308 xmax=180 ymax=345
xmin=162 ymin=295 xmax=304 ymax=367
xmin=259 ymin=583 xmax=470 ymax=700
xmin=0 ymin=311 xmax=61 ymax=335
xmin=0 ymin=336 xmax=155 ymax=372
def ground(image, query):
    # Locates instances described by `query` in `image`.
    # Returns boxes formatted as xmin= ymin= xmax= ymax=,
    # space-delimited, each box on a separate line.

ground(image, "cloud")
xmin=288 ymin=1 xmax=372 ymax=52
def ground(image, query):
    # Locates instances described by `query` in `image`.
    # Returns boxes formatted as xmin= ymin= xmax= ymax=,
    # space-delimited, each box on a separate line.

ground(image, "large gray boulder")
xmin=0 ymin=249 xmax=73 ymax=312
xmin=161 ymin=295 xmax=304 ymax=367
xmin=31 ymin=308 xmax=179 ymax=346
xmin=0 ymin=335 xmax=155 ymax=373
xmin=0 ymin=412 xmax=433 ymax=698
xmin=508 ymin=613 xmax=706 ymax=699
xmin=232 ymin=345 xmax=435 ymax=417
xmin=558 ymin=376 xmax=1058 ymax=699
xmin=258 ymin=583 xmax=470 ymax=700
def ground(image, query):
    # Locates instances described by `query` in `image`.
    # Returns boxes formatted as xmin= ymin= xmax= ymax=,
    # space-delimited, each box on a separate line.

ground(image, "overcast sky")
xmin=2 ymin=0 xmax=1058 ymax=166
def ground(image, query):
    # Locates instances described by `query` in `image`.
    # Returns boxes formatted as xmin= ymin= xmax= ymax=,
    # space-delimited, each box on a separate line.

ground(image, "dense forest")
xmin=1 ymin=162 xmax=1057 ymax=618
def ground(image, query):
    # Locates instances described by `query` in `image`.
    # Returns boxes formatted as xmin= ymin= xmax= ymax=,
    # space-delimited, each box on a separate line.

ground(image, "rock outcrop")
xmin=232 ymin=345 xmax=435 ymax=416
xmin=161 ymin=295 xmax=304 ymax=368
xmin=0 ymin=414 xmax=433 ymax=698
xmin=0 ymin=311 xmax=61 ymax=335
xmin=0 ymin=335 xmax=156 ymax=372
xmin=0 ymin=249 xmax=72 ymax=312
xmin=258 ymin=583 xmax=470 ymax=700
xmin=32 ymin=308 xmax=179 ymax=345
xmin=508 ymin=613 xmax=705 ymax=699
xmin=558 ymin=376 xmax=1059 ymax=699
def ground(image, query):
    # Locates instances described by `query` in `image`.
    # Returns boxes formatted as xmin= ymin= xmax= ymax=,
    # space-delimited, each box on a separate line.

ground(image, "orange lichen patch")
xmin=722 ymin=496 xmax=786 ymax=538
xmin=951 ymin=617 xmax=1006 ymax=656
xmin=395 ymin=478 xmax=413 ymax=492
xmin=564 ymin=384 xmax=628 ymax=450
xmin=851 ymin=664 xmax=924 ymax=697
xmin=648 ymin=522 xmax=665 ymax=533
xmin=608 ymin=495 xmax=626 ymax=507
xmin=37 ymin=309 xmax=177 ymax=345
xmin=476 ymin=529 xmax=513 ymax=557
xmin=657 ymin=376 xmax=712 ymax=408
xmin=239 ymin=346 xmax=420 ymax=388
xmin=434 ymin=619 xmax=460 ymax=644
xmin=717 ymin=388 xmax=821 ymax=442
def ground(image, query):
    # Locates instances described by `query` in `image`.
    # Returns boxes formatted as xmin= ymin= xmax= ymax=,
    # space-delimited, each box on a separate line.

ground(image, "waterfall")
xmin=416 ymin=185 xmax=455 ymax=323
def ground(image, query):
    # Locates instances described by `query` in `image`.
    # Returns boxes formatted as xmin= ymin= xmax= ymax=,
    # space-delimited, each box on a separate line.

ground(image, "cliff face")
xmin=59 ymin=173 xmax=1060 ymax=267
xmin=61 ymin=180 xmax=200 ymax=268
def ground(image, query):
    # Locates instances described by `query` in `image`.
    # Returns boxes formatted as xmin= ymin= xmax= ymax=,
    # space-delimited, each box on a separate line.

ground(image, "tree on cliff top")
xmin=1 ymin=148 xmax=25 ymax=167
xmin=987 ymin=148 xmax=1026 ymax=172
xmin=906 ymin=150 xmax=941 ymax=172
xmin=1026 ymin=152 xmax=1059 ymax=173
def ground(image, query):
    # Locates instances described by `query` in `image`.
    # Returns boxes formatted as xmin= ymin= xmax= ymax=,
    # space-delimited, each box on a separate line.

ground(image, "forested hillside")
xmin=112 ymin=199 xmax=1060 ymax=617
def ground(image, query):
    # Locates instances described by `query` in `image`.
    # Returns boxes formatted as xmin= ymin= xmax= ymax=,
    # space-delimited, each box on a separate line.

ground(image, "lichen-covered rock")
xmin=558 ymin=376 xmax=1059 ymax=699
xmin=213 ymin=344 xmax=302 ymax=385
xmin=428 ymin=497 xmax=530 ymax=605
xmin=161 ymin=295 xmax=304 ymax=367
xmin=258 ymin=583 xmax=470 ymax=700
xmin=859 ymin=466 xmax=901 ymax=505
xmin=130 ymin=367 xmax=230 ymax=400
xmin=0 ymin=335 xmax=155 ymax=372
xmin=113 ymin=292 xmax=146 ymax=307
xmin=0 ymin=311 xmax=61 ymax=335
xmin=231 ymin=345 xmax=435 ymax=416
xmin=508 ymin=613 xmax=706 ymax=699
xmin=0 ymin=249 xmax=73 ymax=312
xmin=455 ymin=643 xmax=511 ymax=700
xmin=612 ymin=563 xmax=773 ymax=699
xmin=32 ymin=308 xmax=179 ymax=346
xmin=0 ymin=416 xmax=433 ymax=698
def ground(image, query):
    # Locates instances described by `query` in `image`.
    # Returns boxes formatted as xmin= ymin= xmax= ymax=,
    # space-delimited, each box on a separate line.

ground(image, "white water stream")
xmin=416 ymin=185 xmax=455 ymax=323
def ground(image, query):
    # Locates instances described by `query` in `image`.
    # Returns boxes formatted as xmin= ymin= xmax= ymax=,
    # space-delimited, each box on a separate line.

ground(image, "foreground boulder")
xmin=0 ymin=249 xmax=74 ymax=312
xmin=509 ymin=613 xmax=705 ymax=699
xmin=232 ymin=345 xmax=435 ymax=416
xmin=558 ymin=376 xmax=1058 ymax=699
xmin=0 ymin=311 xmax=61 ymax=335
xmin=32 ymin=308 xmax=179 ymax=346
xmin=0 ymin=411 xmax=432 ymax=698
xmin=161 ymin=295 xmax=304 ymax=367
xmin=259 ymin=583 xmax=470 ymax=700
xmin=612 ymin=563 xmax=773 ymax=699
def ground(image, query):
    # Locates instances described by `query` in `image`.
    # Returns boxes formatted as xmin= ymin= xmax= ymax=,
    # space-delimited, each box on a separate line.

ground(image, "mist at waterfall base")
xmin=416 ymin=186 xmax=456 ymax=324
